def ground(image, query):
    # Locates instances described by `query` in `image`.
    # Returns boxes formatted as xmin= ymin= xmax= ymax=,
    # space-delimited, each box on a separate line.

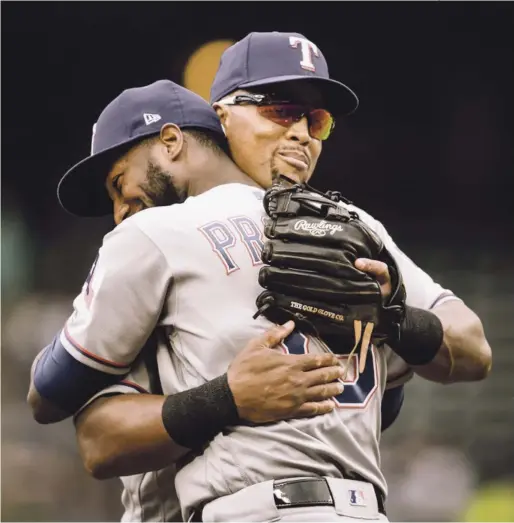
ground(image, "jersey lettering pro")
xmin=60 ymin=184 xmax=458 ymax=521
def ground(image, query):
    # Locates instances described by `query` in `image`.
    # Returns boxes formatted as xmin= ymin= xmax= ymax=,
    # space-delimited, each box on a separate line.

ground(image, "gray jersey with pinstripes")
xmin=70 ymin=183 xmax=459 ymax=521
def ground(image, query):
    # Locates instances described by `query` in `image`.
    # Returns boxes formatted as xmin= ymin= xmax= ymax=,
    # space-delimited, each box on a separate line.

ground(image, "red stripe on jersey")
xmin=429 ymin=291 xmax=457 ymax=310
xmin=63 ymin=324 xmax=128 ymax=370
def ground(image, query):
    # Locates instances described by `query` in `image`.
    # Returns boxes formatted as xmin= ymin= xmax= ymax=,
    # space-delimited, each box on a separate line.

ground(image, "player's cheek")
xmin=253 ymin=115 xmax=283 ymax=141
xmin=310 ymin=141 xmax=322 ymax=165
xmin=123 ymin=181 xmax=146 ymax=201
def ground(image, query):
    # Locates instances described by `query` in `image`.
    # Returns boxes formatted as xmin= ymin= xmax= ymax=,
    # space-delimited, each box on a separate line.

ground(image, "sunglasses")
xmin=219 ymin=93 xmax=335 ymax=141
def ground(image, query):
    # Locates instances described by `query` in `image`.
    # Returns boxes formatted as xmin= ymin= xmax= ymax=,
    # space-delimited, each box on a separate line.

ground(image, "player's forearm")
xmin=413 ymin=300 xmax=492 ymax=384
xmin=75 ymin=394 xmax=190 ymax=480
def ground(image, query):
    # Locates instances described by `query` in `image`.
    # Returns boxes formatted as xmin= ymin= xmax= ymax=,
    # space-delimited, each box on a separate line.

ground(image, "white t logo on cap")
xmin=91 ymin=123 xmax=97 ymax=155
xmin=289 ymin=36 xmax=320 ymax=72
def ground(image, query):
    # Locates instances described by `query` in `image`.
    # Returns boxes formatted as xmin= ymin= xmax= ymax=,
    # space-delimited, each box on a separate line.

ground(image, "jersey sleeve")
xmin=63 ymin=220 xmax=171 ymax=371
xmin=33 ymin=219 xmax=172 ymax=413
xmin=351 ymin=206 xmax=461 ymax=310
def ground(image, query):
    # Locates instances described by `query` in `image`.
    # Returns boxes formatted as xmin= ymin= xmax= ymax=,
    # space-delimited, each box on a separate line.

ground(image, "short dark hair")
xmin=184 ymin=128 xmax=229 ymax=156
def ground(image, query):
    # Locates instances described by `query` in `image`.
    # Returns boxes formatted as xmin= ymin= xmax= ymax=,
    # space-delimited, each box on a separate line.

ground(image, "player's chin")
xmin=279 ymin=171 xmax=310 ymax=185
xmin=274 ymin=158 xmax=310 ymax=185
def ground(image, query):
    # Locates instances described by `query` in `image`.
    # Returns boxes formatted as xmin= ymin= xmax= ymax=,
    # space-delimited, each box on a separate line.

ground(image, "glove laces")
xmin=342 ymin=320 xmax=375 ymax=379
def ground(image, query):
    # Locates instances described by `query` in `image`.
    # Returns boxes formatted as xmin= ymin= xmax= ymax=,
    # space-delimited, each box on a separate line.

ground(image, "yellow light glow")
xmin=183 ymin=40 xmax=235 ymax=102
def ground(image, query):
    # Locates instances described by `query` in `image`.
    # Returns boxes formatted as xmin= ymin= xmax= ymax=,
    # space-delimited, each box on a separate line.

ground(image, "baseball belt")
xmin=272 ymin=477 xmax=386 ymax=515
xmin=190 ymin=477 xmax=386 ymax=521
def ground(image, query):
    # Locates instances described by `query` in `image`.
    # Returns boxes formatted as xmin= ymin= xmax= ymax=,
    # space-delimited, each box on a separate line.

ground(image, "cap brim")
xmin=239 ymin=75 xmax=359 ymax=116
xmin=57 ymin=133 xmax=157 ymax=217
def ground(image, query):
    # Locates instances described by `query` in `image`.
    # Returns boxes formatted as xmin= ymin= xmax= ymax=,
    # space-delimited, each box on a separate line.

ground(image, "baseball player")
xmin=26 ymin=80 xmax=350 ymax=521
xmin=210 ymin=32 xmax=491 ymax=387
xmin=27 ymin=78 xmax=403 ymax=522
xmin=28 ymin=33 xmax=488 ymax=514
xmin=172 ymin=34 xmax=491 ymax=522
xmin=90 ymin=33 xmax=491 ymax=522
xmin=38 ymin=69 xmax=399 ymax=523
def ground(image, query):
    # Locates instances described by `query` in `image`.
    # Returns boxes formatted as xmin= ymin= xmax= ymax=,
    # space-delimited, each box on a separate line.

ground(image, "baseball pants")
xmin=198 ymin=477 xmax=388 ymax=522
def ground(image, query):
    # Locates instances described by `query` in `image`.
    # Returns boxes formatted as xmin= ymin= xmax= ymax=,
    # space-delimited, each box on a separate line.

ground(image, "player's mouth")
xmin=276 ymin=150 xmax=310 ymax=172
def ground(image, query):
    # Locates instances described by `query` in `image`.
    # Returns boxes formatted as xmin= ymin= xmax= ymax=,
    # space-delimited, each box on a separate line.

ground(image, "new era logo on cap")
xmin=143 ymin=113 xmax=162 ymax=125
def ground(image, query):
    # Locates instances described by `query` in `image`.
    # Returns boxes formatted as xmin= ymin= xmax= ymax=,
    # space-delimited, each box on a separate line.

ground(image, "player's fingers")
xmin=296 ymin=352 xmax=340 ymax=371
xmin=260 ymin=320 xmax=296 ymax=349
xmin=303 ymin=365 xmax=345 ymax=387
xmin=355 ymin=258 xmax=389 ymax=283
xmin=305 ymin=382 xmax=344 ymax=402
xmin=294 ymin=399 xmax=335 ymax=418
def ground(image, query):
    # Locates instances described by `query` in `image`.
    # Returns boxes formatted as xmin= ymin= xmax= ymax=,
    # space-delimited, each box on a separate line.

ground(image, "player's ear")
xmin=159 ymin=123 xmax=184 ymax=161
xmin=213 ymin=103 xmax=229 ymax=136
xmin=213 ymin=102 xmax=226 ymax=122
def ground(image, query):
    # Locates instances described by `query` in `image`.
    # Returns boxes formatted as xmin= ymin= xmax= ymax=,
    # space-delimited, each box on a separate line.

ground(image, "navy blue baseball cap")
xmin=58 ymin=80 xmax=224 ymax=217
xmin=210 ymin=32 xmax=359 ymax=116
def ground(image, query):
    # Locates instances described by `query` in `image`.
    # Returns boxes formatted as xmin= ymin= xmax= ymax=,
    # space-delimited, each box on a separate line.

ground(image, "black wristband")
xmin=388 ymin=306 xmax=444 ymax=366
xmin=161 ymin=373 xmax=240 ymax=451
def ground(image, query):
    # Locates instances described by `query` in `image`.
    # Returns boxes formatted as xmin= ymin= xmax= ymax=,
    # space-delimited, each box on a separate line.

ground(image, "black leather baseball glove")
xmin=255 ymin=176 xmax=407 ymax=372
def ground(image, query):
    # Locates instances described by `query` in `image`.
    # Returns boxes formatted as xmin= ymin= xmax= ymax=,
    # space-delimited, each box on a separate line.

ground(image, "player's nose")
xmin=286 ymin=116 xmax=312 ymax=146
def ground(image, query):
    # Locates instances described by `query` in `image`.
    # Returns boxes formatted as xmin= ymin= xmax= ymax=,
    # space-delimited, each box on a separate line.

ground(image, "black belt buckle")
xmin=273 ymin=478 xmax=334 ymax=508
xmin=273 ymin=477 xmax=386 ymax=516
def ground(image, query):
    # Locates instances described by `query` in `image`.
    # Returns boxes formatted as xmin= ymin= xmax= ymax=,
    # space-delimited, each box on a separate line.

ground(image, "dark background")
xmin=2 ymin=2 xmax=513 ymax=521
xmin=3 ymin=3 xmax=513 ymax=238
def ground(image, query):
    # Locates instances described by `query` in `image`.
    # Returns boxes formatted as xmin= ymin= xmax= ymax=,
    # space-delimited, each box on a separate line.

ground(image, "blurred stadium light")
xmin=183 ymin=40 xmax=234 ymax=101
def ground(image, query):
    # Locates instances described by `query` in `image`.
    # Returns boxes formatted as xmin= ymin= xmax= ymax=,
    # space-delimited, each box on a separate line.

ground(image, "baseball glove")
xmin=254 ymin=176 xmax=407 ymax=373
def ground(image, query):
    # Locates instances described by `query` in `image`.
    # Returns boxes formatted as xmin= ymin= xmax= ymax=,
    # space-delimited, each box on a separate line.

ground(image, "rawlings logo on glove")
xmin=293 ymin=219 xmax=345 ymax=236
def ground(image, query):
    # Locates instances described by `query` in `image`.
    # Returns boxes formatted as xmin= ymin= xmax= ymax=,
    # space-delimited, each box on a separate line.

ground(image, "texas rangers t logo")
xmin=289 ymin=36 xmax=320 ymax=72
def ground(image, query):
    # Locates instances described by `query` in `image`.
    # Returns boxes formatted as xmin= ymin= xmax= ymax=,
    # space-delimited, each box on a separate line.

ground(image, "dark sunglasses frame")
xmin=219 ymin=92 xmax=336 ymax=140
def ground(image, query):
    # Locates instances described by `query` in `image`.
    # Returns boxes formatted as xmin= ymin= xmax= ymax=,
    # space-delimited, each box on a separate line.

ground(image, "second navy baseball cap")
xmin=210 ymin=32 xmax=359 ymax=116
xmin=58 ymin=80 xmax=224 ymax=217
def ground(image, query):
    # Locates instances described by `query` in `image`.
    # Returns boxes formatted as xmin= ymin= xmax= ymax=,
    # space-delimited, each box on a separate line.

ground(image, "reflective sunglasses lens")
xmin=309 ymin=109 xmax=334 ymax=141
xmin=257 ymin=105 xmax=299 ymax=127
xmin=257 ymin=105 xmax=334 ymax=141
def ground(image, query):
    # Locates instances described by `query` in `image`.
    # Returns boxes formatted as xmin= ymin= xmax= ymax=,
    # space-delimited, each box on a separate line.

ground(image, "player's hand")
xmin=355 ymin=258 xmax=392 ymax=301
xmin=227 ymin=321 xmax=345 ymax=424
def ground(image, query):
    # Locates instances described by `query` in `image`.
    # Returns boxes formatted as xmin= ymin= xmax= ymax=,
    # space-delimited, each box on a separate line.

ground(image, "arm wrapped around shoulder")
xmin=254 ymin=176 xmax=407 ymax=371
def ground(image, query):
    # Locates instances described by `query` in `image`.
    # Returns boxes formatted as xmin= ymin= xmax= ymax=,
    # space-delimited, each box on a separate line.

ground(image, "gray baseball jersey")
xmin=68 ymin=183 xmax=459 ymax=521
